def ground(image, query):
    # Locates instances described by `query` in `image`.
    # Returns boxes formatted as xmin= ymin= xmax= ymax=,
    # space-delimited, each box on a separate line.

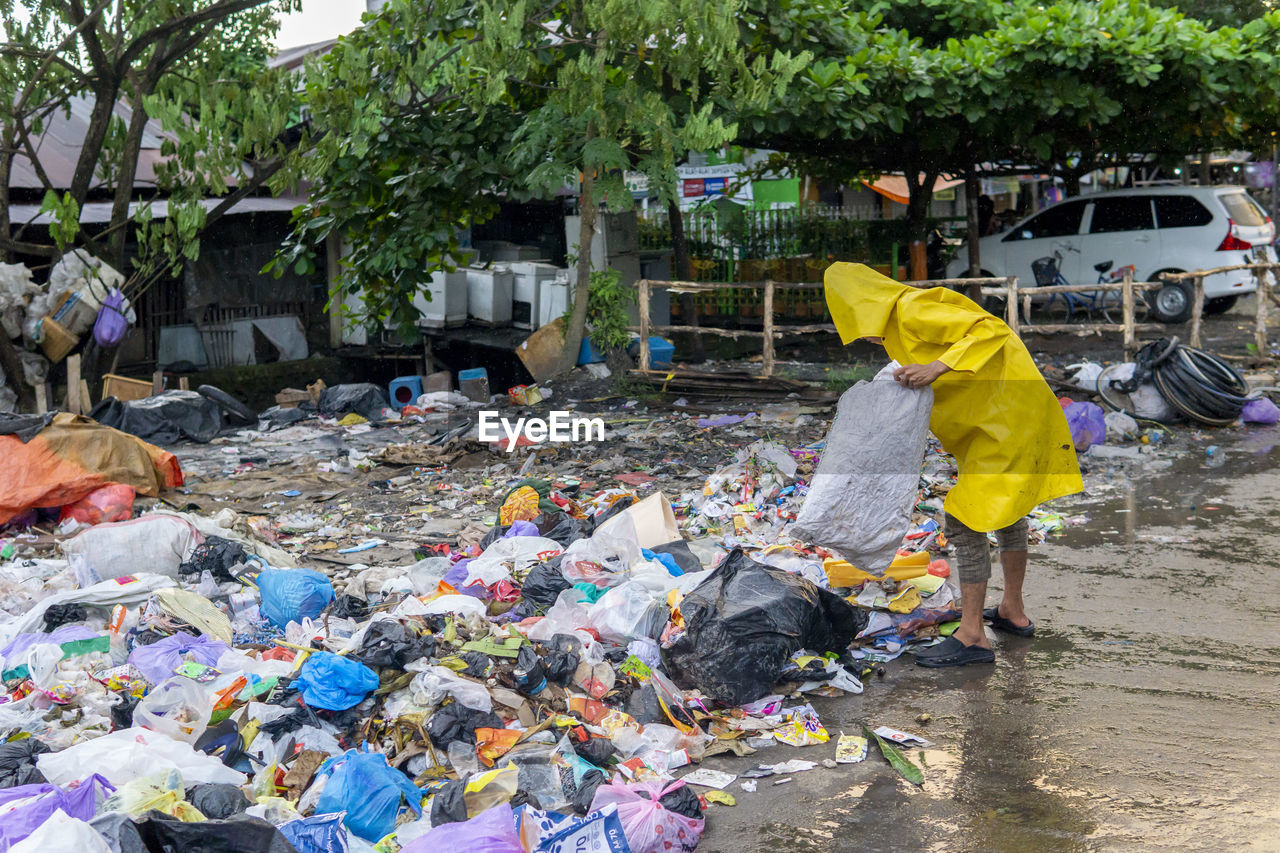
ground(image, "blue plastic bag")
xmin=294 ymin=651 xmax=378 ymax=711
xmin=640 ymin=548 xmax=683 ymax=577
xmin=315 ymin=750 xmax=422 ymax=842
xmin=1063 ymin=401 xmax=1106 ymax=451
xmin=257 ymin=568 xmax=335 ymax=628
xmin=279 ymin=811 xmax=349 ymax=853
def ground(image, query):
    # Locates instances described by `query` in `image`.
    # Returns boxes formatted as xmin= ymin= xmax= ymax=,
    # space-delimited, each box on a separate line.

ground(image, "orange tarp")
xmin=0 ymin=413 xmax=182 ymax=524
xmin=862 ymin=174 xmax=965 ymax=205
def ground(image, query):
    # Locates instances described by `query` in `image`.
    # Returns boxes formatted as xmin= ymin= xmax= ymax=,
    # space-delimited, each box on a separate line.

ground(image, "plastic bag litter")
xmin=100 ymin=769 xmax=203 ymax=820
xmin=589 ymin=779 xmax=704 ymax=853
xmin=256 ymin=568 xmax=335 ymax=629
xmin=37 ymin=727 xmax=246 ymax=788
xmin=89 ymin=390 xmax=223 ymax=444
xmin=426 ymin=702 xmax=504 ymax=748
xmin=1243 ymin=396 xmax=1280 ymax=424
xmin=188 ymin=783 xmax=251 ymax=819
xmin=9 ymin=809 xmax=111 ymax=853
xmin=516 ymin=803 xmax=631 ymax=853
xmin=662 ymin=549 xmax=865 ymax=706
xmin=293 ymin=651 xmax=378 ymax=711
xmin=0 ymin=739 xmax=49 ymax=789
xmin=0 ymin=774 xmax=114 ymax=848
xmin=91 ymin=810 xmax=298 ymax=853
xmin=586 ymin=582 xmax=667 ymax=645
xmin=411 ymin=665 xmax=494 ymax=711
xmin=521 ymin=562 xmax=574 ymax=609
xmin=279 ymin=812 xmax=349 ymax=853
xmin=791 ymin=376 xmax=933 ymax=573
xmin=59 ymin=483 xmax=135 ymax=526
xmin=178 ymin=536 xmax=248 ymax=581
xmin=401 ymin=803 xmax=522 ymax=853
xmin=128 ymin=632 xmax=230 ymax=685
xmin=351 ymin=619 xmax=434 ymax=668
xmin=132 ymin=676 xmax=215 ymax=743
xmin=61 ymin=515 xmax=201 ymax=580
xmin=314 ymin=749 xmax=422 ymax=842
xmin=1064 ymin=401 xmax=1107 ymax=451
xmin=317 ymin=383 xmax=390 ymax=420
xmin=1104 ymin=410 xmax=1140 ymax=441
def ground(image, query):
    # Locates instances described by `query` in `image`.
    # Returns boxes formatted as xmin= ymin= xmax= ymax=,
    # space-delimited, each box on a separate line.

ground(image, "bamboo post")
xmin=1005 ymin=276 xmax=1020 ymax=337
xmin=1189 ymin=275 xmax=1205 ymax=349
xmin=1122 ymin=270 xmax=1136 ymax=359
xmin=66 ymin=354 xmax=81 ymax=415
xmin=151 ymin=370 xmax=163 ymax=395
xmin=79 ymin=379 xmax=91 ymax=412
xmin=1256 ymin=266 xmax=1271 ymax=357
xmin=762 ymin=280 xmax=776 ymax=377
xmin=638 ymin=279 xmax=651 ymax=371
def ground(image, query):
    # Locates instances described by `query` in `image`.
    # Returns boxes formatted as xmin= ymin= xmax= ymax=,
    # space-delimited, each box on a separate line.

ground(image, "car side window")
xmin=1154 ymin=196 xmax=1213 ymax=228
xmin=1002 ymin=200 xmax=1086 ymax=242
xmin=1089 ymin=197 xmax=1155 ymax=233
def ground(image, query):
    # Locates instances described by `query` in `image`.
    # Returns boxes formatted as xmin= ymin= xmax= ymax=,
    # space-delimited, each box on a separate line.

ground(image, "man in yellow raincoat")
xmin=825 ymin=263 xmax=1082 ymax=667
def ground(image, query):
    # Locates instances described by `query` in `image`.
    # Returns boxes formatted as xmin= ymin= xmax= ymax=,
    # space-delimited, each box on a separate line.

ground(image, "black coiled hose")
xmin=1112 ymin=337 xmax=1253 ymax=426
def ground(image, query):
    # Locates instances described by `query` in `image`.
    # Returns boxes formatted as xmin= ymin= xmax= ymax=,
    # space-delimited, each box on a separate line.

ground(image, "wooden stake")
xmin=178 ymin=376 xmax=190 ymax=391
xmin=1256 ymin=266 xmax=1271 ymax=357
xmin=638 ymin=279 xmax=651 ymax=371
xmin=762 ymin=279 xmax=776 ymax=377
xmin=66 ymin=354 xmax=82 ymax=414
xmin=151 ymin=370 xmax=163 ymax=395
xmin=35 ymin=382 xmax=48 ymax=414
xmin=1122 ymin=270 xmax=1136 ymax=359
xmin=1189 ymin=276 xmax=1205 ymax=349
xmin=79 ymin=379 xmax=91 ymax=411
xmin=1005 ymin=277 xmax=1020 ymax=337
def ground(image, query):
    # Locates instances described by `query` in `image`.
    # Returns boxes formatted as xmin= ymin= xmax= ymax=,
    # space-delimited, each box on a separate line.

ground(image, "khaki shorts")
xmin=945 ymin=514 xmax=1029 ymax=585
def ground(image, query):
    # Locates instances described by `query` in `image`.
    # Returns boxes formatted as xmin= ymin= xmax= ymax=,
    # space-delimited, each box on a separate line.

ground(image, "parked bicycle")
xmin=1029 ymin=250 xmax=1144 ymax=324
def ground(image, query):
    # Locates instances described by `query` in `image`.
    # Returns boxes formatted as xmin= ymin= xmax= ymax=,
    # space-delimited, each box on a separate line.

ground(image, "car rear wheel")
xmin=1147 ymin=270 xmax=1193 ymax=323
xmin=1203 ymin=295 xmax=1239 ymax=315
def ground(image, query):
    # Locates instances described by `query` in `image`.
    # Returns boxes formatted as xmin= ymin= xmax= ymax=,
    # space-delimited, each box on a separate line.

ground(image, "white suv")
xmin=946 ymin=186 xmax=1275 ymax=322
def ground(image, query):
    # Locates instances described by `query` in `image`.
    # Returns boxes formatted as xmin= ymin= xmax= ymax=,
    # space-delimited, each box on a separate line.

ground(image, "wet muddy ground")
xmin=699 ymin=425 xmax=1280 ymax=853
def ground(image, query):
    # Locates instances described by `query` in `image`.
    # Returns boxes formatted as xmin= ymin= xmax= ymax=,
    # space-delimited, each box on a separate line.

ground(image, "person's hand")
xmin=893 ymin=360 xmax=950 ymax=389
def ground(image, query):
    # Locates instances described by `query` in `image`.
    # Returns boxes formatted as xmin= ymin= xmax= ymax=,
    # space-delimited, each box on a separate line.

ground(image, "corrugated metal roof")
xmin=6 ymin=195 xmax=303 ymax=226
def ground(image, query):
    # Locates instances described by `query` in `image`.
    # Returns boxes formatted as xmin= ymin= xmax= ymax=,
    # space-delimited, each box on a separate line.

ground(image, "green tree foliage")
xmin=0 ymin=0 xmax=301 ymax=278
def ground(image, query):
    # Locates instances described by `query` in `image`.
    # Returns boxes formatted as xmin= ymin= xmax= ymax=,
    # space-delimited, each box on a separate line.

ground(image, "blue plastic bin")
xmin=388 ymin=375 xmax=423 ymax=407
xmin=577 ymin=339 xmax=606 ymax=365
xmin=627 ymin=336 xmax=674 ymax=367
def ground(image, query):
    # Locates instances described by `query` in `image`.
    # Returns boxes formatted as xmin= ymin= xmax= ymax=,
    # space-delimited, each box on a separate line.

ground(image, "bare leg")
xmin=952 ymin=580 xmax=991 ymax=649
xmin=997 ymin=549 xmax=1031 ymax=627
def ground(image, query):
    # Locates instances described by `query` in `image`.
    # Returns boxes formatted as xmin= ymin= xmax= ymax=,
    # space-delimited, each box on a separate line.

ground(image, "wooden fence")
xmin=633 ymin=267 xmax=1278 ymax=376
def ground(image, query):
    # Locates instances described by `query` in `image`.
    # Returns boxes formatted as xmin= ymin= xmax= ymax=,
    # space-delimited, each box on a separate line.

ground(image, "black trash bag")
xmin=458 ymin=651 xmax=491 ymax=679
xmin=187 ymin=783 xmax=251 ymax=819
xmin=521 ymin=563 xmax=572 ymax=609
xmin=0 ymin=740 xmax=49 ymax=788
xmin=478 ymin=524 xmax=506 ymax=550
xmin=42 ymin=603 xmax=87 ymax=632
xmin=92 ymin=810 xmax=297 ymax=853
xmin=570 ymin=768 xmax=607 ymax=815
xmin=112 ymin=692 xmax=140 ymax=730
xmin=509 ymin=790 xmax=542 ymax=810
xmin=429 ymin=779 xmax=469 ymax=826
xmin=542 ymin=649 xmax=579 ymax=686
xmin=571 ymin=735 xmax=616 ymax=767
xmin=649 ymin=538 xmax=703 ymax=575
xmin=536 ymin=513 xmax=585 ymax=547
xmin=592 ymin=495 xmax=635 ymax=526
xmin=178 ymin=536 xmax=247 ymax=582
xmin=317 ymin=383 xmax=390 ymax=420
xmin=661 ymin=548 xmax=866 ymax=706
xmin=257 ymin=406 xmax=313 ymax=430
xmin=351 ymin=620 xmax=435 ymax=669
xmin=658 ymin=783 xmax=704 ymax=820
xmin=331 ymin=594 xmax=369 ymax=619
xmin=426 ymin=703 xmax=503 ymax=749
xmin=89 ymin=390 xmax=223 ymax=444
xmin=624 ymin=682 xmax=665 ymax=725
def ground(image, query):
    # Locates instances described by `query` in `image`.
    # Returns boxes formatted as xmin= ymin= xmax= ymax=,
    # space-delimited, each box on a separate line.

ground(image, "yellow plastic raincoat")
xmin=824 ymin=263 xmax=1082 ymax=532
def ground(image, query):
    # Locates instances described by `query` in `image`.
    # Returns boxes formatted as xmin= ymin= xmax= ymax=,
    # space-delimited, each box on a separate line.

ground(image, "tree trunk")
xmin=964 ymin=163 xmax=982 ymax=302
xmin=1063 ymin=171 xmax=1081 ymax=197
xmin=905 ymin=168 xmax=938 ymax=281
xmin=109 ymin=61 xmax=165 ymax=271
xmin=1199 ymin=150 xmax=1211 ymax=186
xmin=559 ymin=167 xmax=597 ymax=375
xmin=0 ymin=128 xmax=13 ymax=264
xmin=68 ymin=87 xmax=119 ymax=211
xmin=667 ymin=198 xmax=703 ymax=360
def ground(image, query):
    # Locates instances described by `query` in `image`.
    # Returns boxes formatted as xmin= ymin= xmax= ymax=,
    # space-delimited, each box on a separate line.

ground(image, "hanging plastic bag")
xmin=293 ymin=652 xmax=378 ymax=711
xmin=1063 ymin=400 xmax=1107 ymax=451
xmin=59 ymin=483 xmax=135 ymax=526
xmin=256 ymin=568 xmax=335 ymax=628
xmin=132 ymin=676 xmax=214 ymax=744
xmin=791 ymin=375 xmax=933 ymax=573
xmin=93 ymin=288 xmax=130 ymax=347
xmin=314 ymin=749 xmax=422 ymax=842
xmin=589 ymin=779 xmax=703 ymax=853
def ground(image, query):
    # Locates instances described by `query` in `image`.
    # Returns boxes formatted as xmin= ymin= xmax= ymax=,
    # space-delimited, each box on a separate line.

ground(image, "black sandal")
xmin=983 ymin=606 xmax=1035 ymax=637
xmin=913 ymin=636 xmax=995 ymax=667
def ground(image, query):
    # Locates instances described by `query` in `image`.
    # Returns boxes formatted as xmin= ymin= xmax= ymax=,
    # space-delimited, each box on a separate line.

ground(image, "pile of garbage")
xmin=0 ymin=428 xmax=977 ymax=851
